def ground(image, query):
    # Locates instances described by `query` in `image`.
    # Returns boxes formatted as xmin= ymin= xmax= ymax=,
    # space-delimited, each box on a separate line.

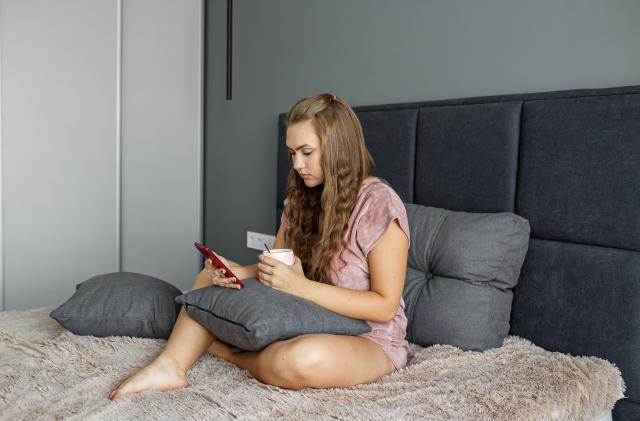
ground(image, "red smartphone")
xmin=194 ymin=242 xmax=244 ymax=288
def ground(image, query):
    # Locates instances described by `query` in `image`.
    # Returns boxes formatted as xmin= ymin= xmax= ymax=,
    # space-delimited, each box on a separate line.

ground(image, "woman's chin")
xmin=302 ymin=177 xmax=321 ymax=187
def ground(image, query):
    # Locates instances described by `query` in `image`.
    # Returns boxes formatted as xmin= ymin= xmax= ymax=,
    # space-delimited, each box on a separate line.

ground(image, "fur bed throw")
xmin=0 ymin=307 xmax=624 ymax=420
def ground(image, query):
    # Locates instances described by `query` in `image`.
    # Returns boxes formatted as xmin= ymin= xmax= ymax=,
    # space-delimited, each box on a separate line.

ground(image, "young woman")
xmin=108 ymin=93 xmax=410 ymax=400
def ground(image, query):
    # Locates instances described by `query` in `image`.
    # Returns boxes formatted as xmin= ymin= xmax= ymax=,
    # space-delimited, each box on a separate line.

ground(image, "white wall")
xmin=0 ymin=0 xmax=203 ymax=311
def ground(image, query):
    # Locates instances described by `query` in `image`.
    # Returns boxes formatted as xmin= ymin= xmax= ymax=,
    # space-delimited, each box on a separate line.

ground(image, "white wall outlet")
xmin=246 ymin=230 xmax=276 ymax=251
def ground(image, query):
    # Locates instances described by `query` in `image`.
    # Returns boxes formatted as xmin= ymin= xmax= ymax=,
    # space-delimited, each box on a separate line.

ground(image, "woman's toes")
xmin=108 ymin=386 xmax=122 ymax=400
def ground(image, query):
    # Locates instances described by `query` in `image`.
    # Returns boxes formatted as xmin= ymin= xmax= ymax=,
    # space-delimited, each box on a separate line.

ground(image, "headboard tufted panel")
xmin=517 ymin=94 xmax=640 ymax=250
xmin=415 ymin=101 xmax=522 ymax=213
xmin=357 ymin=109 xmax=417 ymax=203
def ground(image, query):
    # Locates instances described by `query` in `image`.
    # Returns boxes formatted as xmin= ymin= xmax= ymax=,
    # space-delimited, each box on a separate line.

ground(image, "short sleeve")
xmin=355 ymin=187 xmax=411 ymax=257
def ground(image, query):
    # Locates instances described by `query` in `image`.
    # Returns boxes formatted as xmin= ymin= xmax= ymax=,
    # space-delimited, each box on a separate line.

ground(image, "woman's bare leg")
xmin=207 ymin=333 xmax=396 ymax=389
xmin=108 ymin=273 xmax=217 ymax=400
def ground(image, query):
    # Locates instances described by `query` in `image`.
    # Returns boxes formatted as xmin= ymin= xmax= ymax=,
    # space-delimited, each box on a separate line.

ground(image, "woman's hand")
xmin=198 ymin=255 xmax=241 ymax=289
xmin=257 ymin=254 xmax=307 ymax=295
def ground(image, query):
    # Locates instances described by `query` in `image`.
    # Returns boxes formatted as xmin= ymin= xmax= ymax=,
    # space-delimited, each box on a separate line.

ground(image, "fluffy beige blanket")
xmin=0 ymin=307 xmax=624 ymax=421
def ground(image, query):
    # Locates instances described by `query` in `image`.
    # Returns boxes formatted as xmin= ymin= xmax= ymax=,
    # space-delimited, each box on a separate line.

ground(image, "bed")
xmin=277 ymin=84 xmax=637 ymax=420
xmin=1 ymin=85 xmax=636 ymax=420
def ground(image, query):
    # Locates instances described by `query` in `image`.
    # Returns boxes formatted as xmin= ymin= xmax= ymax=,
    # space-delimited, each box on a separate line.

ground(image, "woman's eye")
xmin=303 ymin=152 xmax=311 ymax=156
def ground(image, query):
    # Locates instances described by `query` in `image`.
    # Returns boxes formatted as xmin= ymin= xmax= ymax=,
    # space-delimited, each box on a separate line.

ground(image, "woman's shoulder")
xmin=354 ymin=177 xmax=407 ymax=226
xmin=358 ymin=177 xmax=402 ymax=204
xmin=353 ymin=177 xmax=411 ymax=256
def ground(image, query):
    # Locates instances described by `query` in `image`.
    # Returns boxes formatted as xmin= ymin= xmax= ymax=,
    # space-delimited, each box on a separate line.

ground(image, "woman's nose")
xmin=292 ymin=155 xmax=304 ymax=170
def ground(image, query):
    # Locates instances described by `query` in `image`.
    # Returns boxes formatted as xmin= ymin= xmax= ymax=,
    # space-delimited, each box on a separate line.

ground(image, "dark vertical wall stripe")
xmin=226 ymin=0 xmax=232 ymax=100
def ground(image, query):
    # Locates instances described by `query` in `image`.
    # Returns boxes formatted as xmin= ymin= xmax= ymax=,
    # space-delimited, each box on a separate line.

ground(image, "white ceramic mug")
xmin=262 ymin=248 xmax=295 ymax=265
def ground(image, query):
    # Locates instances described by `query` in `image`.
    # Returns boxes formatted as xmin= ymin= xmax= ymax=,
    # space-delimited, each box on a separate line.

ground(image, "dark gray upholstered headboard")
xmin=277 ymin=85 xmax=640 ymax=420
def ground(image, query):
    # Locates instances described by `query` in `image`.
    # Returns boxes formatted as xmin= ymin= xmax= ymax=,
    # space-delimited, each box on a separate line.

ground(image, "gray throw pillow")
xmin=49 ymin=272 xmax=182 ymax=339
xmin=175 ymin=278 xmax=371 ymax=351
xmin=402 ymin=204 xmax=531 ymax=351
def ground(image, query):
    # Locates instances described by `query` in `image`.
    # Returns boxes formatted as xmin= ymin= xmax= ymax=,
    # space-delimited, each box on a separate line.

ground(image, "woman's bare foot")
xmin=108 ymin=354 xmax=188 ymax=400
xmin=206 ymin=339 xmax=244 ymax=362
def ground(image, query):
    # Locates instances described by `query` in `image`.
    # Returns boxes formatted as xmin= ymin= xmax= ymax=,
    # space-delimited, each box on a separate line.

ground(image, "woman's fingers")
xmin=207 ymin=268 xmax=240 ymax=289
xmin=257 ymin=262 xmax=272 ymax=275
xmin=220 ymin=270 xmax=239 ymax=286
xmin=208 ymin=268 xmax=225 ymax=281
xmin=215 ymin=279 xmax=238 ymax=288
xmin=217 ymin=269 xmax=237 ymax=284
xmin=221 ymin=277 xmax=241 ymax=289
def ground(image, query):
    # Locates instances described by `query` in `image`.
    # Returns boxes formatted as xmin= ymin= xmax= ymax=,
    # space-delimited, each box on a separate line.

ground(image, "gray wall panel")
xmin=204 ymin=0 xmax=640 ymax=264
xmin=1 ymin=0 xmax=117 ymax=310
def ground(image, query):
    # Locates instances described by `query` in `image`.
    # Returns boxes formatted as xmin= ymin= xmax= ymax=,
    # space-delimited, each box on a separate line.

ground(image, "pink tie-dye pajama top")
xmin=281 ymin=177 xmax=411 ymax=369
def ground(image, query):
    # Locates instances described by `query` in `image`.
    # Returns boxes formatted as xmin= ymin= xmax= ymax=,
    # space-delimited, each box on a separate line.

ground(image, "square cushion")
xmin=402 ymin=203 xmax=530 ymax=350
xmin=49 ymin=272 xmax=183 ymax=339
xmin=175 ymin=278 xmax=371 ymax=351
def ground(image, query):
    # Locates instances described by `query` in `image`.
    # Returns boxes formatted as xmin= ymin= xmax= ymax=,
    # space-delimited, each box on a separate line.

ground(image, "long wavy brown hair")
xmin=283 ymin=93 xmax=375 ymax=285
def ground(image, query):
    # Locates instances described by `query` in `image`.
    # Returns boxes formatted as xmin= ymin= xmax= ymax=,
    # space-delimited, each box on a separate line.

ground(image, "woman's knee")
xmin=270 ymin=338 xmax=328 ymax=386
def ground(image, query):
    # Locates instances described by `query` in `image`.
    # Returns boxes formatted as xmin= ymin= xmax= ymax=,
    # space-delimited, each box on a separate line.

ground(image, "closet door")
xmin=121 ymin=0 xmax=203 ymax=292
xmin=0 ymin=0 xmax=118 ymax=310
xmin=0 ymin=0 xmax=202 ymax=310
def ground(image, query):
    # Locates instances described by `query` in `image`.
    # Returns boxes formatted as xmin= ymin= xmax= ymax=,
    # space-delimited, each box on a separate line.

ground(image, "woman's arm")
xmin=295 ymin=219 xmax=409 ymax=323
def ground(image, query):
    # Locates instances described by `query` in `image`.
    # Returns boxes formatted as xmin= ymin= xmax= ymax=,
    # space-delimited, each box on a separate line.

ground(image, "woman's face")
xmin=286 ymin=120 xmax=324 ymax=187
